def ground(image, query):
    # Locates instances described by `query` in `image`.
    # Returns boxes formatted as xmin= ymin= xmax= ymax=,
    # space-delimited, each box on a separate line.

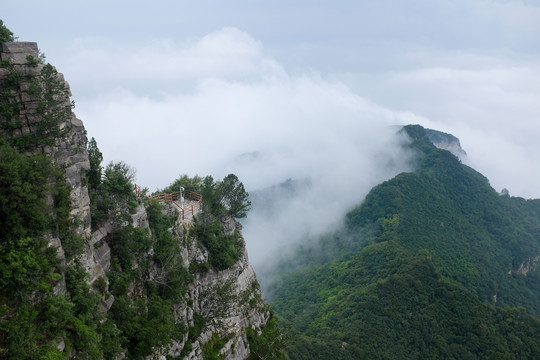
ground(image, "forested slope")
xmin=270 ymin=125 xmax=540 ymax=359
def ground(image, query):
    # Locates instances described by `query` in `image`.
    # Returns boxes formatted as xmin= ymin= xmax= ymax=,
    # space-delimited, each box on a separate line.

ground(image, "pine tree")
xmin=87 ymin=137 xmax=103 ymax=191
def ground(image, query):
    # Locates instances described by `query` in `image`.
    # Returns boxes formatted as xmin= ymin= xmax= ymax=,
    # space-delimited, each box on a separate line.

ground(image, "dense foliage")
xmin=0 ymin=20 xmax=14 ymax=43
xmin=159 ymin=173 xmax=251 ymax=219
xmin=193 ymin=218 xmax=244 ymax=271
xmin=0 ymin=59 xmax=71 ymax=151
xmin=0 ymin=140 xmax=51 ymax=240
xmin=246 ymin=310 xmax=289 ymax=360
xmin=0 ymin=139 xmax=104 ymax=358
xmin=89 ymin=160 xmax=137 ymax=230
xmin=270 ymin=125 xmax=540 ymax=359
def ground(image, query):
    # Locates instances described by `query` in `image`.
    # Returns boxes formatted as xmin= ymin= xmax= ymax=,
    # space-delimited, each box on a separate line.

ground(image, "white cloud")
xmin=5 ymin=0 xmax=539 ymax=280
xmin=73 ymin=24 xmax=540 ymax=272
xmin=350 ymin=60 xmax=540 ymax=198
xmin=52 ymin=0 xmax=538 ymax=266
xmin=75 ymin=27 xmax=422 ymax=269
xmin=64 ymin=27 xmax=281 ymax=97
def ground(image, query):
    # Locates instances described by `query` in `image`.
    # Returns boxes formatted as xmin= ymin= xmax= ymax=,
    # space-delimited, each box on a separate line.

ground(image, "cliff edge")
xmin=0 ymin=41 xmax=285 ymax=360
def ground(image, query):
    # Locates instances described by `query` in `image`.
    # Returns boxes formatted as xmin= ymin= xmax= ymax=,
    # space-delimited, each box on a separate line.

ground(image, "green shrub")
xmin=93 ymin=276 xmax=107 ymax=295
xmin=97 ymin=320 xmax=123 ymax=360
xmin=110 ymin=225 xmax=152 ymax=271
xmin=0 ymin=140 xmax=51 ymax=240
xmin=0 ymin=19 xmax=14 ymax=42
xmin=246 ymin=312 xmax=288 ymax=360
xmin=188 ymin=314 xmax=206 ymax=341
xmin=26 ymin=55 xmax=40 ymax=66
xmin=202 ymin=333 xmax=229 ymax=360
xmin=110 ymin=295 xmax=179 ymax=359
xmin=128 ymin=199 xmax=139 ymax=214
xmin=193 ymin=219 xmax=243 ymax=271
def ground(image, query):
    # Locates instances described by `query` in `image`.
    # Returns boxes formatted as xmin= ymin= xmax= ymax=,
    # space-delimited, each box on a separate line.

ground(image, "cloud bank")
xmin=351 ymin=58 xmax=540 ymax=198
xmin=68 ymin=23 xmax=540 ymax=270
xmin=4 ymin=0 xmax=540 ymax=288
xmin=74 ymin=28 xmax=421 ymax=268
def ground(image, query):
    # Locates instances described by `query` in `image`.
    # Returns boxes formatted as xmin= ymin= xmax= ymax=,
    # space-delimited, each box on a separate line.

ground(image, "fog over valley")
xmin=4 ymin=0 xmax=540 ymax=277
xmin=4 ymin=3 xmax=540 ymax=358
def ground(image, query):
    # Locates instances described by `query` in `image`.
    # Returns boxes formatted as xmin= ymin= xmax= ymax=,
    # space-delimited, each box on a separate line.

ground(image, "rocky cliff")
xmin=0 ymin=42 xmax=281 ymax=359
xmin=424 ymin=128 xmax=467 ymax=160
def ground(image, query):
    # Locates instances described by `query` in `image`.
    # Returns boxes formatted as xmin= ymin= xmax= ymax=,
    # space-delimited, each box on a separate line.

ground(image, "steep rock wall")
xmin=165 ymin=207 xmax=269 ymax=359
xmin=0 ymin=41 xmax=91 ymax=238
xmin=0 ymin=41 xmax=272 ymax=359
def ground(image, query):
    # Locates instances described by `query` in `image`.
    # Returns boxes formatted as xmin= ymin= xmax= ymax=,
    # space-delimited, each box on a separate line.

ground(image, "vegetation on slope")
xmin=157 ymin=173 xmax=252 ymax=271
xmin=0 ymin=22 xmax=103 ymax=357
xmin=1 ymin=54 xmax=72 ymax=151
xmin=270 ymin=125 xmax=540 ymax=359
xmin=0 ymin=19 xmax=288 ymax=359
xmin=0 ymin=109 xmax=100 ymax=358
xmin=0 ymin=134 xmax=278 ymax=358
xmin=0 ymin=20 xmax=14 ymax=43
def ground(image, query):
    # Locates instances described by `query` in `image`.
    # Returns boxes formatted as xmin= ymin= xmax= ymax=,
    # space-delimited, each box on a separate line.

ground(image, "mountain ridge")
xmin=269 ymin=124 xmax=540 ymax=359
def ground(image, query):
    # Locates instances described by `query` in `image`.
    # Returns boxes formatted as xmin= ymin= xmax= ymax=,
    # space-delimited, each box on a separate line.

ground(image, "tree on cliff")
xmin=195 ymin=174 xmax=251 ymax=219
xmin=31 ymin=64 xmax=73 ymax=146
xmin=0 ymin=19 xmax=14 ymax=43
xmin=87 ymin=137 xmax=103 ymax=191
xmin=219 ymin=174 xmax=251 ymax=219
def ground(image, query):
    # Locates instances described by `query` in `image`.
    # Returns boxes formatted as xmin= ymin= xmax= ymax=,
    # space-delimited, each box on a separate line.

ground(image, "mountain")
xmin=4 ymin=18 xmax=540 ymax=359
xmin=0 ymin=37 xmax=286 ymax=359
xmin=269 ymin=125 xmax=540 ymax=359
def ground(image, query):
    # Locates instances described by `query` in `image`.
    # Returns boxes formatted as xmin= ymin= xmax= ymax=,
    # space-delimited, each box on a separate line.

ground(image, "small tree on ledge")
xmin=218 ymin=174 xmax=251 ymax=219
xmin=0 ymin=19 xmax=14 ymax=43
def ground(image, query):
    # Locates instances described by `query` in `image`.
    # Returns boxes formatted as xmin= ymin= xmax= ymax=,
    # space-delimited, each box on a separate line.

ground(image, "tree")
xmin=159 ymin=174 xmax=203 ymax=194
xmin=90 ymin=161 xmax=136 ymax=230
xmin=87 ymin=137 xmax=103 ymax=191
xmin=102 ymin=161 xmax=136 ymax=200
xmin=31 ymin=64 xmax=72 ymax=147
xmin=200 ymin=175 xmax=220 ymax=215
xmin=218 ymin=174 xmax=251 ymax=219
xmin=0 ymin=19 xmax=14 ymax=43
xmin=247 ymin=312 xmax=289 ymax=360
xmin=0 ymin=140 xmax=50 ymax=240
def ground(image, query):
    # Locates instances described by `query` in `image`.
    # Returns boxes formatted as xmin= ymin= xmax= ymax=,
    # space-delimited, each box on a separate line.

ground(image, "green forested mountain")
xmin=269 ymin=125 xmax=540 ymax=359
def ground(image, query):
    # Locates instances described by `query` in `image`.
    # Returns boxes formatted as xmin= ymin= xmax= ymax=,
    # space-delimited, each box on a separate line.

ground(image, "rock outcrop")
xmin=165 ymin=211 xmax=269 ymax=359
xmin=510 ymin=256 xmax=540 ymax=276
xmin=1 ymin=41 xmax=91 ymax=238
xmin=425 ymin=128 xmax=467 ymax=160
xmin=0 ymin=42 xmax=274 ymax=359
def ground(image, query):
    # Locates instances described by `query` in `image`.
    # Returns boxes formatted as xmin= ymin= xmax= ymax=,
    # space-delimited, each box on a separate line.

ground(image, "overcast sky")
xmin=4 ymin=1 xmax=540 ymax=268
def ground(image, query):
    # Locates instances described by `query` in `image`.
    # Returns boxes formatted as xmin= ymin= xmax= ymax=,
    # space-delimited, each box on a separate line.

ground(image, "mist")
xmin=236 ymin=123 xmax=414 ymax=268
xmin=67 ymin=24 xmax=540 ymax=281
xmin=71 ymin=28 xmax=425 ymax=275
xmin=5 ymin=1 xmax=540 ymax=203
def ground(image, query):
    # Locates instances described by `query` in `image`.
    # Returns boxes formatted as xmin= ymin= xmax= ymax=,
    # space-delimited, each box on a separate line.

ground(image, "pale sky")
xmin=4 ymin=0 xmax=540 ymax=268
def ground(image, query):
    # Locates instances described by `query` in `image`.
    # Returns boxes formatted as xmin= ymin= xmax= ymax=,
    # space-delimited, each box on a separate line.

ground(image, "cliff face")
xmin=0 ymin=42 xmax=91 ymax=235
xmin=424 ymin=128 xmax=467 ymax=160
xmin=163 ymin=211 xmax=269 ymax=359
xmin=0 ymin=42 xmax=276 ymax=359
